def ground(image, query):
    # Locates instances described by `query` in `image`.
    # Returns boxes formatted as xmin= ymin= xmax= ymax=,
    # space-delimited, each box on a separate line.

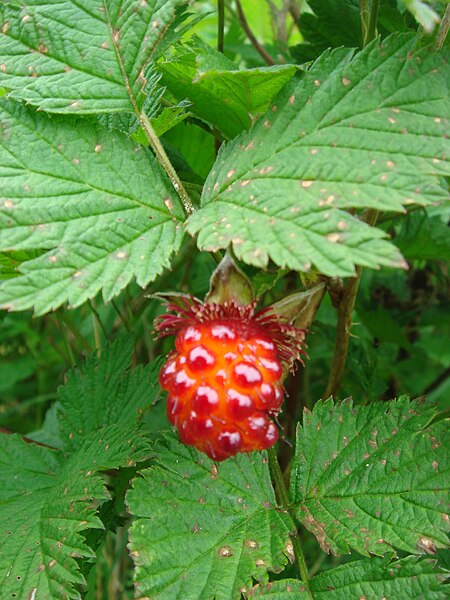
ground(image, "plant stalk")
xmin=218 ymin=0 xmax=225 ymax=53
xmin=235 ymin=0 xmax=276 ymax=65
xmin=324 ymin=209 xmax=378 ymax=399
xmin=139 ymin=112 xmax=195 ymax=216
xmin=366 ymin=0 xmax=380 ymax=44
xmin=267 ymin=447 xmax=312 ymax=596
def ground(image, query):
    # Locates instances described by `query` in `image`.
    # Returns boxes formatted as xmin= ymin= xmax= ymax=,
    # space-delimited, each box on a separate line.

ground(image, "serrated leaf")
xmin=127 ymin=435 xmax=294 ymax=600
xmin=159 ymin=37 xmax=298 ymax=139
xmin=187 ymin=34 xmax=450 ymax=277
xmin=0 ymin=101 xmax=184 ymax=314
xmin=0 ymin=0 xmax=182 ymax=113
xmin=248 ymin=556 xmax=448 ymax=598
xmin=290 ymin=397 xmax=450 ymax=556
xmin=58 ymin=337 xmax=163 ymax=452
xmin=0 ymin=425 xmax=151 ymax=599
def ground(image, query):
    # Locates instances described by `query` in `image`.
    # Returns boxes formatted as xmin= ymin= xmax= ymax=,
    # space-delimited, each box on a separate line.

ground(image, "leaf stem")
xmin=435 ymin=4 xmax=450 ymax=50
xmin=235 ymin=0 xmax=276 ymax=65
xmin=218 ymin=0 xmax=225 ymax=53
xmin=267 ymin=446 xmax=312 ymax=596
xmin=139 ymin=112 xmax=195 ymax=216
xmin=88 ymin=300 xmax=108 ymax=343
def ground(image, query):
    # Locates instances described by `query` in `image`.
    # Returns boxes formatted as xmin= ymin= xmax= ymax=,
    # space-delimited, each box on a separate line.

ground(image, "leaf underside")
xmin=187 ymin=34 xmax=450 ymax=277
xmin=290 ymin=397 xmax=450 ymax=556
xmin=0 ymin=101 xmax=184 ymax=314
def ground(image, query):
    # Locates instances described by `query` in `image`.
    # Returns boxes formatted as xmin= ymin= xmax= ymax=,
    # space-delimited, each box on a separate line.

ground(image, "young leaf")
xmin=0 ymin=426 xmax=151 ymax=599
xmin=0 ymin=101 xmax=184 ymax=314
xmin=127 ymin=435 xmax=294 ymax=600
xmin=0 ymin=0 xmax=182 ymax=113
xmin=159 ymin=37 xmax=298 ymax=138
xmin=58 ymin=337 xmax=163 ymax=452
xmin=248 ymin=556 xmax=448 ymax=598
xmin=290 ymin=397 xmax=449 ymax=555
xmin=187 ymin=34 xmax=450 ymax=277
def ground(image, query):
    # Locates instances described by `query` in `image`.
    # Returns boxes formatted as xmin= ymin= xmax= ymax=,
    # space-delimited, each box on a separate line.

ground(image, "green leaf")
xmin=248 ymin=556 xmax=449 ymax=598
xmin=58 ymin=337 xmax=162 ymax=452
xmin=0 ymin=425 xmax=151 ymax=599
xmin=0 ymin=101 xmax=184 ymax=314
xmin=187 ymin=35 xmax=450 ymax=277
xmin=163 ymin=121 xmax=216 ymax=180
xmin=394 ymin=209 xmax=450 ymax=261
xmin=291 ymin=0 xmax=362 ymax=63
xmin=290 ymin=397 xmax=450 ymax=555
xmin=127 ymin=435 xmax=294 ymax=600
xmin=159 ymin=37 xmax=298 ymax=138
xmin=0 ymin=0 xmax=182 ymax=113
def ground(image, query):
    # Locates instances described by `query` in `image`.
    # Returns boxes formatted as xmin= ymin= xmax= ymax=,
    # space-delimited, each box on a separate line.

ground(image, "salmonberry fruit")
xmin=156 ymin=296 xmax=305 ymax=461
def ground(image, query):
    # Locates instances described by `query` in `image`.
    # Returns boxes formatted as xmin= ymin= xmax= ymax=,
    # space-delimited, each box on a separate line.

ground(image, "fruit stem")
xmin=267 ymin=446 xmax=312 ymax=596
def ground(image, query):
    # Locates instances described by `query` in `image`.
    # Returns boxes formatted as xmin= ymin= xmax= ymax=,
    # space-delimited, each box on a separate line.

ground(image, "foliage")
xmin=0 ymin=1 xmax=449 ymax=598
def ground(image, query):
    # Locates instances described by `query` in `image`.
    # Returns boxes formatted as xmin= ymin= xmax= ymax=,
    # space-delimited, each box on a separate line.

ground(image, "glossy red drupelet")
xmin=156 ymin=297 xmax=305 ymax=461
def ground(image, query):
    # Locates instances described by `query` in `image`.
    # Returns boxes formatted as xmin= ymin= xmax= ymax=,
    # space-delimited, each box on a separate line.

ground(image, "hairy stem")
xmin=218 ymin=0 xmax=225 ymax=53
xmin=435 ymin=4 xmax=450 ymax=50
xmin=235 ymin=0 xmax=276 ymax=65
xmin=267 ymin=447 xmax=312 ymax=596
xmin=139 ymin=112 xmax=195 ymax=215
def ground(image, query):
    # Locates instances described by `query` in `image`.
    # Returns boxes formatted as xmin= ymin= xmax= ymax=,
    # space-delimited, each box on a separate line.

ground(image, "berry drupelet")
xmin=156 ymin=296 xmax=305 ymax=461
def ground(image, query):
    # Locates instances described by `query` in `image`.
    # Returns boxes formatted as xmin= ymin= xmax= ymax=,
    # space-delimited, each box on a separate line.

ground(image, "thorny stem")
xmin=218 ymin=0 xmax=225 ymax=53
xmin=235 ymin=0 xmax=276 ymax=65
xmin=435 ymin=4 xmax=450 ymax=50
xmin=139 ymin=112 xmax=195 ymax=216
xmin=324 ymin=210 xmax=378 ymax=399
xmin=267 ymin=447 xmax=312 ymax=597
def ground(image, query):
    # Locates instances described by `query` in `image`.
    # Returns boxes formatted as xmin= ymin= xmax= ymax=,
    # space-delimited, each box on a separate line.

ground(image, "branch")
xmin=323 ymin=210 xmax=378 ymax=399
xmin=235 ymin=0 xmax=276 ymax=65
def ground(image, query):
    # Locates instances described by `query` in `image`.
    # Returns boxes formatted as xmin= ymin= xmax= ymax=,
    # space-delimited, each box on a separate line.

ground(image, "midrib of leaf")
xmin=213 ymin=36 xmax=443 ymax=197
xmin=103 ymin=1 xmax=140 ymax=115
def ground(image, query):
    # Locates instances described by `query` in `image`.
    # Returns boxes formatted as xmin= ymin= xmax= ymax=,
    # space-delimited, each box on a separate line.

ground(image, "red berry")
xmin=155 ymin=297 xmax=305 ymax=461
